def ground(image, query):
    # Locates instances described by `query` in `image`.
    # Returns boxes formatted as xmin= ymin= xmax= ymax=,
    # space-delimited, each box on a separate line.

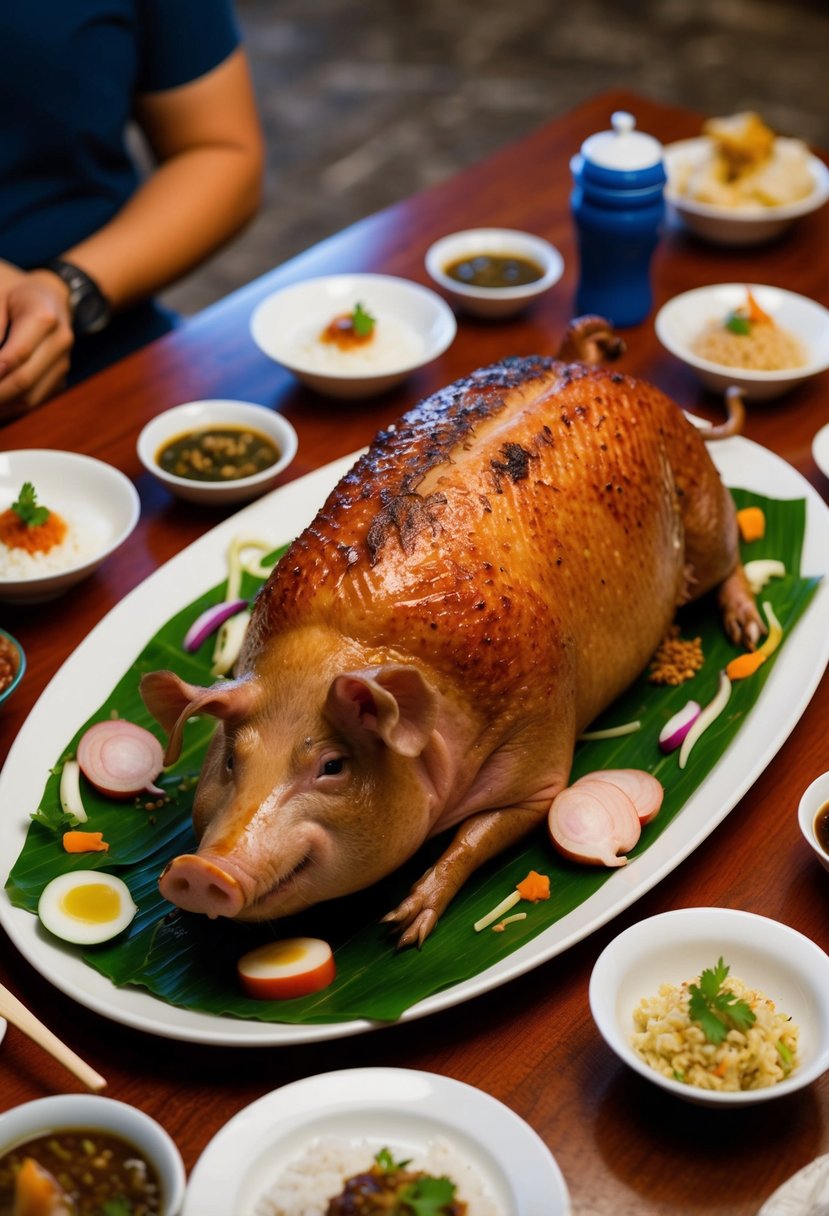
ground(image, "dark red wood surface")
xmin=1 ymin=91 xmax=828 ymax=1215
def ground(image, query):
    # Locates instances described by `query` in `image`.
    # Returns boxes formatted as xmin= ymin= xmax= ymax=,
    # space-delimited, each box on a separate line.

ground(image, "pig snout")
xmin=159 ymin=853 xmax=246 ymax=919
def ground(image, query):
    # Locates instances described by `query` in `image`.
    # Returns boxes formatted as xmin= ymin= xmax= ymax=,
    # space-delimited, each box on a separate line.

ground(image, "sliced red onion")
xmin=658 ymin=700 xmax=702 ymax=754
xmin=183 ymin=599 xmax=248 ymax=653
xmin=77 ymin=720 xmax=165 ymax=800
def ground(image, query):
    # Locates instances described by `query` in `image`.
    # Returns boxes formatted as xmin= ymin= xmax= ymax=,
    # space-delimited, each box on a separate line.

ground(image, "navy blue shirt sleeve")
xmin=136 ymin=0 xmax=240 ymax=92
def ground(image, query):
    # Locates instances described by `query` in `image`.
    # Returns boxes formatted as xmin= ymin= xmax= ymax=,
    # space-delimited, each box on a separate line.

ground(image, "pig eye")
xmin=319 ymin=756 xmax=344 ymax=777
xmin=226 ymin=751 xmax=234 ymax=772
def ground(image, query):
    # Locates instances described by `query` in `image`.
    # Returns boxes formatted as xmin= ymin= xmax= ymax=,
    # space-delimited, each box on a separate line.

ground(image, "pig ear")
xmin=326 ymin=665 xmax=439 ymax=758
xmin=139 ymin=670 xmax=261 ymax=765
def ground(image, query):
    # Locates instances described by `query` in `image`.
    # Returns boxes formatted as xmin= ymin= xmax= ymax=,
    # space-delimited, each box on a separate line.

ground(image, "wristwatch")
xmin=40 ymin=258 xmax=112 ymax=337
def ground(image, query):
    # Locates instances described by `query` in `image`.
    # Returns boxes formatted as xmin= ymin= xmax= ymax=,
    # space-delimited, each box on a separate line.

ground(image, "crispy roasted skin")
xmin=244 ymin=356 xmax=737 ymax=733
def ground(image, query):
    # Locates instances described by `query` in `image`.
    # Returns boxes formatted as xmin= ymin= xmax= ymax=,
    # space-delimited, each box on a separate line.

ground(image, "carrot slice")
xmin=725 ymin=651 xmax=767 ymax=681
xmin=736 ymin=506 xmax=765 ymax=543
xmin=62 ymin=830 xmax=109 ymax=854
xmin=516 ymin=870 xmax=551 ymax=902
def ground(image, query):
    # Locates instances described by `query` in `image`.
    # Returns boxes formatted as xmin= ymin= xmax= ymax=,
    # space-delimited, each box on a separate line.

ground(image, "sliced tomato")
xmin=237 ymin=937 xmax=336 ymax=1001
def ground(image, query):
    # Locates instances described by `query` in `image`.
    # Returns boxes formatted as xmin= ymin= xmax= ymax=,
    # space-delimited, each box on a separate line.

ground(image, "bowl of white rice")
xmin=0 ymin=450 xmax=140 ymax=603
xmin=654 ymin=284 xmax=829 ymax=402
xmin=181 ymin=1067 xmax=570 ymax=1216
xmin=250 ymin=274 xmax=457 ymax=399
xmin=589 ymin=907 xmax=829 ymax=1107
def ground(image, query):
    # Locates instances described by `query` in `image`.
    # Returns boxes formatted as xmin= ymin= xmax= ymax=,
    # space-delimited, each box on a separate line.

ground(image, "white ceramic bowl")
xmin=813 ymin=421 xmax=829 ymax=481
xmin=589 ymin=907 xmax=829 ymax=1108
xmin=137 ymin=399 xmax=298 ymax=506
xmin=425 ymin=227 xmax=564 ymax=318
xmin=250 ymin=274 xmax=456 ymax=398
xmin=664 ymin=138 xmax=829 ymax=246
xmin=0 ymin=1094 xmax=186 ymax=1215
xmin=654 ymin=283 xmax=829 ymax=401
xmin=0 ymin=627 xmax=25 ymax=706
xmin=0 ymin=450 xmax=140 ymax=603
xmin=798 ymin=771 xmax=829 ymax=874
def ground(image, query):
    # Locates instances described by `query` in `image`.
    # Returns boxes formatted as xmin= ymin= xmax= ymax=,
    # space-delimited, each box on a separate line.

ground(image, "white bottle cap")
xmin=580 ymin=111 xmax=663 ymax=171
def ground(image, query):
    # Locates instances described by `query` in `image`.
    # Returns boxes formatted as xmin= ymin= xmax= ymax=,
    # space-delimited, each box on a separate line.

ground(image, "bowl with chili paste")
xmin=137 ymin=399 xmax=298 ymax=506
xmin=425 ymin=227 xmax=564 ymax=318
xmin=0 ymin=628 xmax=25 ymax=706
xmin=0 ymin=450 xmax=140 ymax=603
xmin=0 ymin=1093 xmax=186 ymax=1215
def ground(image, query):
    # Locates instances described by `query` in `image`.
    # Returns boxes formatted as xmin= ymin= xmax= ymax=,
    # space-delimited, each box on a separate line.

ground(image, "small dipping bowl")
xmin=137 ymin=399 xmax=298 ymax=506
xmin=0 ymin=628 xmax=25 ymax=706
xmin=798 ymin=771 xmax=829 ymax=873
xmin=0 ymin=1094 xmax=186 ymax=1216
xmin=425 ymin=227 xmax=564 ymax=318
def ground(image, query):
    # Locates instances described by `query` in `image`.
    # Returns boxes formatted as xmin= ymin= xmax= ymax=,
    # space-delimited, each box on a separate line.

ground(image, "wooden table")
xmin=2 ymin=89 xmax=828 ymax=1215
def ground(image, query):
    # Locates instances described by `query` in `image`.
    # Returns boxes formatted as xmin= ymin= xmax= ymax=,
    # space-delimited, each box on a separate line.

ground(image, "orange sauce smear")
xmin=0 ymin=507 xmax=67 ymax=554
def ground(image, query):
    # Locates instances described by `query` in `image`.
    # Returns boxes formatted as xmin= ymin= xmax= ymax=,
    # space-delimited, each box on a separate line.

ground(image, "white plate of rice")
xmin=0 ymin=449 xmax=140 ymax=603
xmin=181 ymin=1067 xmax=570 ymax=1216
xmin=654 ymin=284 xmax=829 ymax=401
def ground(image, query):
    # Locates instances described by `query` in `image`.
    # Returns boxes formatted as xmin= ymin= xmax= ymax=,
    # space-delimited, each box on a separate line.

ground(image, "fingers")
xmin=0 ymin=275 xmax=74 ymax=408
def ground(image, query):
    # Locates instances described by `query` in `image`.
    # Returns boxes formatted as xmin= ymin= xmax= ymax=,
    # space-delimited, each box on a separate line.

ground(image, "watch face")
xmin=72 ymin=286 xmax=111 ymax=336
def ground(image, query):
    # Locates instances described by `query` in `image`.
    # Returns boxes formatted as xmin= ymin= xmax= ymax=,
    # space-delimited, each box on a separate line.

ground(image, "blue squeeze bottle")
xmin=570 ymin=111 xmax=666 ymax=327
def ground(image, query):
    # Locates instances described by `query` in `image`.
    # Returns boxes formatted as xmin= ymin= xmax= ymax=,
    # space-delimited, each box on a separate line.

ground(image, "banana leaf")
xmin=4 ymin=491 xmax=820 ymax=1024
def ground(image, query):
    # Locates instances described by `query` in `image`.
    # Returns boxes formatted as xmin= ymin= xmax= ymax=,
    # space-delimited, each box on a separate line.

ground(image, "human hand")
xmin=0 ymin=267 xmax=74 ymax=417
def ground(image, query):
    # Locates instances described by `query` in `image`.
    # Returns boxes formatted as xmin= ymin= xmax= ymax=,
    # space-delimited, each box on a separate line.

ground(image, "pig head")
xmin=141 ymin=626 xmax=449 ymax=923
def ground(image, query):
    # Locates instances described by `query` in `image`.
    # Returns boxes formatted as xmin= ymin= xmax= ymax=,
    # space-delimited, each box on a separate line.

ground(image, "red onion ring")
xmin=77 ymin=720 xmax=165 ymax=799
xmin=183 ymin=598 xmax=249 ymax=653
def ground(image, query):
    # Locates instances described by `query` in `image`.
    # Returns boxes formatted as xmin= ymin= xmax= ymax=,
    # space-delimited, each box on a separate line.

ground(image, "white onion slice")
xmin=59 ymin=759 xmax=88 ymax=824
xmin=678 ymin=672 xmax=732 ymax=770
xmin=77 ymin=720 xmax=165 ymax=800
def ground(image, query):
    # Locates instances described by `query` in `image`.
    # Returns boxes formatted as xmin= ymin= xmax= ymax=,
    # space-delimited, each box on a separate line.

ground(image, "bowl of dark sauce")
xmin=425 ymin=227 xmax=564 ymax=318
xmin=798 ymin=771 xmax=829 ymax=874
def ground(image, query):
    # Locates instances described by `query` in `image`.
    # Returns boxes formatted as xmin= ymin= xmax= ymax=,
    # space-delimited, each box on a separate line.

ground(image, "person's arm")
xmin=0 ymin=46 xmax=264 ymax=413
xmin=66 ymin=46 xmax=264 ymax=309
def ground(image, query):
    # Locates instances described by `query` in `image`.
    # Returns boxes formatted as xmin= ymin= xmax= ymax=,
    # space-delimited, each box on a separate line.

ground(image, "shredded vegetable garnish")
xmin=578 ymin=720 xmax=641 ymax=741
xmin=473 ymin=890 xmax=520 ymax=933
xmin=678 ymin=671 xmax=732 ymax=770
xmin=59 ymin=759 xmax=87 ymax=824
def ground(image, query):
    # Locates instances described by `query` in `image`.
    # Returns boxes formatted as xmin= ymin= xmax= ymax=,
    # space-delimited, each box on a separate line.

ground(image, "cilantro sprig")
xmin=373 ymin=1148 xmax=458 ymax=1215
xmin=724 ymin=309 xmax=752 ymax=336
xmin=351 ymin=301 xmax=376 ymax=338
xmin=688 ymin=957 xmax=756 ymax=1045
xmin=11 ymin=481 xmax=50 ymax=527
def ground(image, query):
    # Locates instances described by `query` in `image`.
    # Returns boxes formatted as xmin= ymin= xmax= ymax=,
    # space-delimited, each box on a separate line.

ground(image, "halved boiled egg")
xmin=37 ymin=870 xmax=138 ymax=945
xmin=237 ymin=936 xmax=336 ymax=1000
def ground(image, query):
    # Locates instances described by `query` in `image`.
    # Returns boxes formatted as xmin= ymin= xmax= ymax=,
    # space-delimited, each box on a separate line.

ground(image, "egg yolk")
xmin=252 ymin=941 xmax=306 ymax=969
xmin=59 ymin=882 xmax=122 ymax=924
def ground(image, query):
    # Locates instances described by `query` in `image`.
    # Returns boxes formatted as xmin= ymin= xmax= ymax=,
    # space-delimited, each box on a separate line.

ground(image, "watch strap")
xmin=39 ymin=258 xmax=112 ymax=336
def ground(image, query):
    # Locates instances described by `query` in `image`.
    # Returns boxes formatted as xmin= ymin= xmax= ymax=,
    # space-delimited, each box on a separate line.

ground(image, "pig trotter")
xmin=383 ymin=804 xmax=548 ymax=948
xmin=718 ymin=563 xmax=766 ymax=650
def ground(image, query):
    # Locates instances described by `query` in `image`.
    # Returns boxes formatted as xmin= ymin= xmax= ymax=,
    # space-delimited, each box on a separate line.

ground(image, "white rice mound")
xmin=287 ymin=313 xmax=425 ymax=375
xmin=254 ymin=1134 xmax=504 ymax=1216
xmin=0 ymin=515 xmax=100 ymax=580
xmin=632 ymin=973 xmax=800 ymax=1092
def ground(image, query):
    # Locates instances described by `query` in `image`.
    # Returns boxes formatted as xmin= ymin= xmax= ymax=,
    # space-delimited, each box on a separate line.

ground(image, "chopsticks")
xmin=0 ymin=981 xmax=106 ymax=1092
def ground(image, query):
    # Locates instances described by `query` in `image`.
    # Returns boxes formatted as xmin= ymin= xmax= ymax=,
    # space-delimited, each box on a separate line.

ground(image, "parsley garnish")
xmin=397 ymin=1175 xmax=457 ymax=1216
xmin=97 ymin=1199 xmax=132 ymax=1216
xmin=372 ymin=1150 xmax=458 ymax=1215
xmin=11 ymin=481 xmax=50 ymax=527
xmin=724 ymin=310 xmax=751 ymax=336
xmin=688 ymin=957 xmax=756 ymax=1045
xmin=351 ymin=301 xmax=376 ymax=338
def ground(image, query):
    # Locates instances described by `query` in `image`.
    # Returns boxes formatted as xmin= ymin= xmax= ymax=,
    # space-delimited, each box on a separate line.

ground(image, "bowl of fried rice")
xmin=589 ymin=907 xmax=829 ymax=1107
xmin=655 ymin=284 xmax=829 ymax=401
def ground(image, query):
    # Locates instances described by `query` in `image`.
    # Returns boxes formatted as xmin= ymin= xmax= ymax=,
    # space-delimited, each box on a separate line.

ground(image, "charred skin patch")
xmin=366 ymin=491 xmax=448 ymax=564
xmin=490 ymin=442 xmax=534 ymax=491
